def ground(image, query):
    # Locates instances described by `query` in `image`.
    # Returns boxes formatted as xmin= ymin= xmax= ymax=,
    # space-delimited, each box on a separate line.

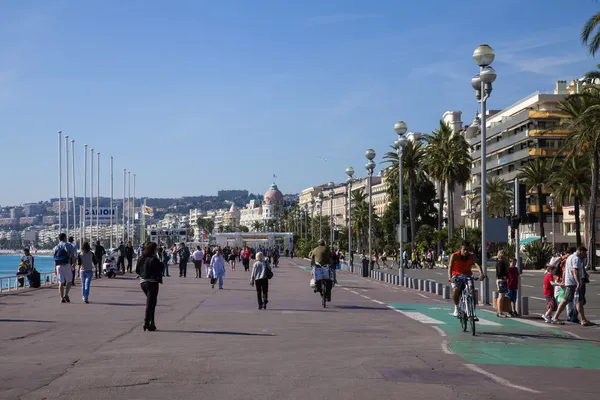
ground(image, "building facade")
xmin=239 ymin=183 xmax=284 ymax=230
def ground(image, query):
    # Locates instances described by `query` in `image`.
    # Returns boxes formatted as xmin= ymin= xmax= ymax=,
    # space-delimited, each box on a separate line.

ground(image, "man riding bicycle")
xmin=310 ymin=239 xmax=333 ymax=302
xmin=448 ymin=242 xmax=486 ymax=318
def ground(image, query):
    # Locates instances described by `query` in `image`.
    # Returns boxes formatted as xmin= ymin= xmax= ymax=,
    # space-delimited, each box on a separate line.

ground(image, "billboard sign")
xmin=85 ymin=208 xmax=117 ymax=225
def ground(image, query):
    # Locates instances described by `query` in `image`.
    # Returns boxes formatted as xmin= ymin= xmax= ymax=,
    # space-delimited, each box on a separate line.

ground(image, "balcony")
xmin=471 ymin=130 xmax=528 ymax=160
xmin=471 ymin=148 xmax=530 ymax=176
xmin=529 ymin=204 xmax=552 ymax=213
xmin=529 ymin=111 xmax=570 ymax=119
xmin=528 ymin=129 xmax=570 ymax=137
xmin=528 ymin=148 xmax=561 ymax=157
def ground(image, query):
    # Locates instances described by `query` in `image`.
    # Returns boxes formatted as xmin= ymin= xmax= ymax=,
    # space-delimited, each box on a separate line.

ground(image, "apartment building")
xmin=462 ymin=80 xmax=579 ymax=245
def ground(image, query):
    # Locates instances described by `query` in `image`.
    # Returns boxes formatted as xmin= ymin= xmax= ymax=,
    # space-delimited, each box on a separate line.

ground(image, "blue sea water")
xmin=0 ymin=254 xmax=56 ymax=278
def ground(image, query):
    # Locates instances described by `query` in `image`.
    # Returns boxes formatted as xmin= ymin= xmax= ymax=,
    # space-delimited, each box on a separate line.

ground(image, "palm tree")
xmin=557 ymin=89 xmax=600 ymax=269
xmin=383 ymin=140 xmax=426 ymax=257
xmin=518 ymin=158 xmax=553 ymax=239
xmin=424 ymin=121 xmax=471 ymax=239
xmin=472 ymin=177 xmax=513 ymax=218
xmin=582 ymin=12 xmax=600 ymax=56
xmin=549 ymin=157 xmax=591 ymax=246
xmin=350 ymin=190 xmax=369 ymax=253
xmin=251 ymin=221 xmax=262 ymax=232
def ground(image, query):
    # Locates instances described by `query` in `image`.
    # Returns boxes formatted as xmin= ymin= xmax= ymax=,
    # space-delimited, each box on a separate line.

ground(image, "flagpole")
xmin=58 ymin=131 xmax=62 ymax=233
xmin=65 ymin=135 xmax=70 ymax=239
xmin=123 ymin=168 xmax=126 ymax=243
xmin=71 ymin=139 xmax=76 ymax=246
xmin=128 ymin=171 xmax=131 ymax=244
xmin=110 ymin=156 xmax=114 ymax=249
xmin=90 ymin=148 xmax=94 ymax=244
xmin=96 ymin=152 xmax=100 ymax=245
xmin=83 ymin=144 xmax=88 ymax=245
xmin=133 ymin=173 xmax=136 ymax=245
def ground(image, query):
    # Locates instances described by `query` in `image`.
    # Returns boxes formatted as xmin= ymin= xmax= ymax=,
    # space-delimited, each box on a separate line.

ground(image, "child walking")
xmin=506 ymin=258 xmax=520 ymax=317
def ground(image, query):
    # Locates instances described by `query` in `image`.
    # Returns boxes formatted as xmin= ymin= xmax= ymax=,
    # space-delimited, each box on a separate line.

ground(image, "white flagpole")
xmin=83 ymin=144 xmax=87 ymax=244
xmin=128 ymin=171 xmax=131 ymax=243
xmin=133 ymin=173 xmax=136 ymax=245
xmin=65 ymin=135 xmax=70 ymax=239
xmin=90 ymin=148 xmax=94 ymax=244
xmin=58 ymin=131 xmax=62 ymax=233
xmin=71 ymin=139 xmax=76 ymax=246
xmin=110 ymin=156 xmax=114 ymax=248
xmin=123 ymin=169 xmax=126 ymax=243
xmin=97 ymin=152 xmax=100 ymax=245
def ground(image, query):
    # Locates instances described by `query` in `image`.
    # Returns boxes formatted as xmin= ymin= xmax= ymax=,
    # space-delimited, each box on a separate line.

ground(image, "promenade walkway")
xmin=1 ymin=258 xmax=598 ymax=399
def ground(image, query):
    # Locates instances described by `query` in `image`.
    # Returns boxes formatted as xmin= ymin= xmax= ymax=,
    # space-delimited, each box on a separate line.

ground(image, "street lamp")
xmin=394 ymin=120 xmax=408 ymax=285
xmin=318 ymin=192 xmax=324 ymax=240
xmin=310 ymin=198 xmax=316 ymax=242
xmin=328 ymin=182 xmax=335 ymax=250
xmin=548 ymin=193 xmax=556 ymax=250
xmin=346 ymin=167 xmax=355 ymax=270
xmin=303 ymin=204 xmax=308 ymax=241
xmin=471 ymin=44 xmax=497 ymax=305
xmin=365 ymin=149 xmax=376 ymax=276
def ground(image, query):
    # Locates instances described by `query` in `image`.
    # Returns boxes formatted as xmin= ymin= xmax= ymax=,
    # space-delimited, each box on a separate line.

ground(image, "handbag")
xmin=266 ymin=267 xmax=273 ymax=280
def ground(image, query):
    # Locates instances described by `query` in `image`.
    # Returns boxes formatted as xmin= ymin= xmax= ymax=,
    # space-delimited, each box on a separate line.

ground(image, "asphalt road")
xmin=0 ymin=258 xmax=598 ymax=400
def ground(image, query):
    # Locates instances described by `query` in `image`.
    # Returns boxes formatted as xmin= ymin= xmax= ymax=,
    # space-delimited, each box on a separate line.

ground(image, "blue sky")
xmin=1 ymin=0 xmax=599 ymax=205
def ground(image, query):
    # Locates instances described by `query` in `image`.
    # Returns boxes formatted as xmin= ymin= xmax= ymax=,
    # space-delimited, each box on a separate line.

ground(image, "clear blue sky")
xmin=1 ymin=0 xmax=598 ymax=205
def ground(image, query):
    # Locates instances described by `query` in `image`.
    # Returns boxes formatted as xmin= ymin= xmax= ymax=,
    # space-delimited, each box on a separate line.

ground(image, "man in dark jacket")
xmin=178 ymin=243 xmax=190 ymax=278
xmin=94 ymin=241 xmax=106 ymax=278
xmin=116 ymin=242 xmax=126 ymax=272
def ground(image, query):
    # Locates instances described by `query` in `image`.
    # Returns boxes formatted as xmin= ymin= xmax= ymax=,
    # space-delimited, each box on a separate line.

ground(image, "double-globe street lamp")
xmin=548 ymin=193 xmax=556 ymax=249
xmin=393 ymin=121 xmax=408 ymax=285
xmin=470 ymin=44 xmax=497 ymax=305
xmin=346 ymin=167 xmax=355 ymax=270
xmin=365 ymin=149 xmax=376 ymax=276
xmin=328 ymin=181 xmax=335 ymax=249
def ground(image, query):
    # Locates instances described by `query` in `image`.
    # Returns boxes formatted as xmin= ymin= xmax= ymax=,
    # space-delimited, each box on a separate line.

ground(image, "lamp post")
xmin=310 ymin=199 xmax=316 ymax=242
xmin=303 ymin=205 xmax=308 ymax=241
xmin=328 ymin=182 xmax=335 ymax=250
xmin=548 ymin=193 xmax=556 ymax=250
xmin=346 ymin=167 xmax=354 ymax=269
xmin=365 ymin=149 xmax=376 ymax=275
xmin=394 ymin=121 xmax=408 ymax=285
xmin=318 ymin=192 xmax=324 ymax=240
xmin=471 ymin=44 xmax=497 ymax=305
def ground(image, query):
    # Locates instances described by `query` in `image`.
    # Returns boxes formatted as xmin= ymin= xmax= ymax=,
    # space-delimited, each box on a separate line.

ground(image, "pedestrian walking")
xmin=136 ymin=242 xmax=164 ymax=332
xmin=192 ymin=246 xmax=204 ymax=278
xmin=210 ymin=247 xmax=226 ymax=289
xmin=178 ymin=243 xmax=190 ymax=278
xmin=506 ymin=258 xmax=520 ymax=317
xmin=495 ymin=250 xmax=509 ymax=318
xmin=543 ymin=265 xmax=560 ymax=323
xmin=77 ymin=242 xmax=96 ymax=303
xmin=229 ymin=249 xmax=237 ymax=271
xmin=125 ymin=241 xmax=134 ymax=273
xmin=116 ymin=241 xmax=126 ymax=272
xmin=158 ymin=247 xmax=170 ymax=277
xmin=69 ymin=236 xmax=78 ymax=285
xmin=94 ymin=241 xmax=106 ymax=278
xmin=242 ymin=246 xmax=251 ymax=271
xmin=250 ymin=252 xmax=272 ymax=309
xmin=53 ymin=233 xmax=75 ymax=303
xmin=203 ymin=247 xmax=212 ymax=278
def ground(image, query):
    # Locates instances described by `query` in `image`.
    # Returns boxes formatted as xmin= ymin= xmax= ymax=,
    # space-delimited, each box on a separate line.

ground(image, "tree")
xmin=557 ymin=89 xmax=600 ymax=269
xmin=383 ymin=140 xmax=426 ymax=257
xmin=472 ymin=177 xmax=513 ymax=218
xmin=239 ymin=225 xmax=249 ymax=232
xmin=251 ymin=221 xmax=262 ymax=232
xmin=549 ymin=157 xmax=591 ymax=247
xmin=518 ymin=158 xmax=553 ymax=239
xmin=350 ymin=190 xmax=369 ymax=253
xmin=582 ymin=12 xmax=600 ymax=56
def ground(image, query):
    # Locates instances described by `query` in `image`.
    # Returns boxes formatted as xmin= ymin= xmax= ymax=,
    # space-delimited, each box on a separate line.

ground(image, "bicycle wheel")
xmin=459 ymin=308 xmax=467 ymax=332
xmin=467 ymin=296 xmax=476 ymax=336
xmin=321 ymin=281 xmax=327 ymax=308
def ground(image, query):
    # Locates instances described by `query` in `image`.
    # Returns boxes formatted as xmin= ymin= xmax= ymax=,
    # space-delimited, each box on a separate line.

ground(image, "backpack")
xmin=54 ymin=243 xmax=70 ymax=265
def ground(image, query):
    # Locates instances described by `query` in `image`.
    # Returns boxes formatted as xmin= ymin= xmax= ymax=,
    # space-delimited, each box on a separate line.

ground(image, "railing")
xmin=0 ymin=271 xmax=57 ymax=293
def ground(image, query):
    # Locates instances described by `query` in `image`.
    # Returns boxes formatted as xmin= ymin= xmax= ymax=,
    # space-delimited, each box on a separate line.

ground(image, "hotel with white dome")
xmin=239 ymin=183 xmax=284 ymax=229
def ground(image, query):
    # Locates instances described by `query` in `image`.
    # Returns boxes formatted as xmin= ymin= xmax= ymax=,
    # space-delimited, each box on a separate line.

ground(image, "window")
xmin=508 ymin=164 xmax=514 ymax=172
xmin=597 ymin=219 xmax=600 ymax=232
xmin=508 ymin=148 xmax=514 ymax=154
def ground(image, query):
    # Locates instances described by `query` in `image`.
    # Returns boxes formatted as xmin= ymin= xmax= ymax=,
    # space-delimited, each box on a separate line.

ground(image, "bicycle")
xmin=313 ymin=264 xmax=331 ymax=308
xmin=453 ymin=276 xmax=479 ymax=336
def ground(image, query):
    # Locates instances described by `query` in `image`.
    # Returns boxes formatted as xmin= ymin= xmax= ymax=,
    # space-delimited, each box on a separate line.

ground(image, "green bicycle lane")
xmin=389 ymin=303 xmax=600 ymax=370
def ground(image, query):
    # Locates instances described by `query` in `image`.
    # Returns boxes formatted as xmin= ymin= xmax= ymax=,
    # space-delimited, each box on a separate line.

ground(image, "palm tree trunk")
xmin=574 ymin=196 xmax=582 ymax=247
xmin=537 ymin=185 xmax=545 ymax=239
xmin=437 ymin=182 xmax=444 ymax=258
xmin=448 ymin=183 xmax=455 ymax=239
xmin=408 ymin=179 xmax=416 ymax=258
xmin=589 ymin=151 xmax=599 ymax=270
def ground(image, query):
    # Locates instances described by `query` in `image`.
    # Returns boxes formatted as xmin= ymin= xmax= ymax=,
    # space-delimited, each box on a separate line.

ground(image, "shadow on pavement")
xmin=482 ymin=331 xmax=600 ymax=343
xmin=91 ymin=302 xmax=146 ymax=306
xmin=335 ymin=305 xmax=390 ymax=311
xmin=0 ymin=319 xmax=56 ymax=323
xmin=157 ymin=330 xmax=274 ymax=336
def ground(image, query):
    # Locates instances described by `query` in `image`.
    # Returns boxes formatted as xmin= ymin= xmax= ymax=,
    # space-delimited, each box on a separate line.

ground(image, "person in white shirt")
xmin=552 ymin=246 xmax=593 ymax=326
xmin=192 ymin=246 xmax=204 ymax=278
xmin=210 ymin=247 xmax=226 ymax=289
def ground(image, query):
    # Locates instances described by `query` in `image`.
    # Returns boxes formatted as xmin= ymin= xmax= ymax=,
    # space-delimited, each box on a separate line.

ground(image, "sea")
xmin=0 ymin=254 xmax=56 ymax=289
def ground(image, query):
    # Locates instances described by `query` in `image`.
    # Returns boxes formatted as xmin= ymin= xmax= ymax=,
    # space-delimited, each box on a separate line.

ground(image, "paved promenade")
xmin=1 ymin=258 xmax=599 ymax=399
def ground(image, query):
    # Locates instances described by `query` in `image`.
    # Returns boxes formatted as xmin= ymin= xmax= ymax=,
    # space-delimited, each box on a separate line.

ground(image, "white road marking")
xmin=436 ymin=272 xmax=444 ymax=275
xmin=395 ymin=311 xmax=446 ymax=324
xmin=482 ymin=310 xmax=552 ymax=328
xmin=441 ymin=340 xmax=453 ymax=354
xmin=361 ymin=289 xmax=368 ymax=292
xmin=445 ymin=314 xmax=501 ymax=326
xmin=417 ymin=293 xmax=429 ymax=298
xmin=522 ymin=284 xmax=534 ymax=288
xmin=431 ymin=326 xmax=447 ymax=337
xmin=360 ymin=295 xmax=371 ymax=299
xmin=530 ymin=296 xmax=546 ymax=301
xmin=342 ymin=287 xmax=350 ymax=291
xmin=464 ymin=364 xmax=541 ymax=394
xmin=371 ymin=300 xmax=385 ymax=305
xmin=350 ymin=291 xmax=359 ymax=295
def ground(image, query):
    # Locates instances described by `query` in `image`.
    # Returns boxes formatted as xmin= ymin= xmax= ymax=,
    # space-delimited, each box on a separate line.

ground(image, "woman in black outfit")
xmin=136 ymin=242 xmax=163 ymax=331
xmin=125 ymin=241 xmax=135 ymax=273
